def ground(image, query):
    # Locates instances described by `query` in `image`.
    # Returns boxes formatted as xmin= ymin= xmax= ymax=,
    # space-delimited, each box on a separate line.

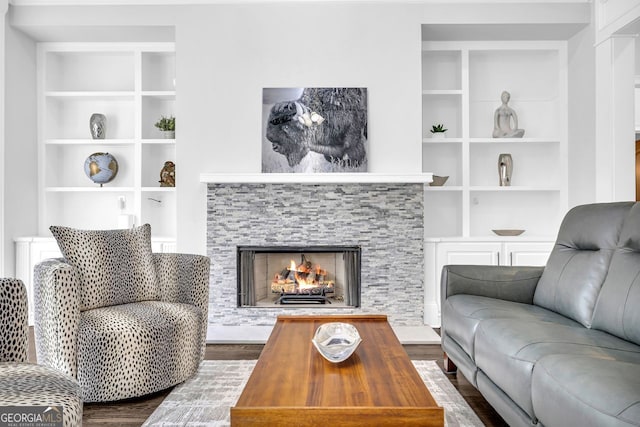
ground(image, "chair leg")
xmin=443 ymin=352 xmax=457 ymax=373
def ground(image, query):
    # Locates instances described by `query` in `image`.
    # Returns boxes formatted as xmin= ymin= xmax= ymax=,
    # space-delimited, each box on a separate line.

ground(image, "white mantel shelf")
xmin=200 ymin=173 xmax=434 ymax=184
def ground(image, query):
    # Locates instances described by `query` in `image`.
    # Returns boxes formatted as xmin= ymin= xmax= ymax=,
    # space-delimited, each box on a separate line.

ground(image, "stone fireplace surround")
xmin=203 ymin=173 xmax=439 ymax=343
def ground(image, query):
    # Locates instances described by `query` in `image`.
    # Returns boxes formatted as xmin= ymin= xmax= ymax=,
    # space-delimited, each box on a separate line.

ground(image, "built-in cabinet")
xmin=37 ymin=42 xmax=176 ymax=238
xmin=423 ymin=238 xmax=554 ymax=326
xmin=421 ymin=41 xmax=566 ymax=326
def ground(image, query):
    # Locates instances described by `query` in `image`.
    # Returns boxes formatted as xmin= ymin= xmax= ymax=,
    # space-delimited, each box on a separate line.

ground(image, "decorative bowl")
xmin=429 ymin=175 xmax=449 ymax=186
xmin=312 ymin=322 xmax=362 ymax=363
xmin=492 ymin=229 xmax=525 ymax=236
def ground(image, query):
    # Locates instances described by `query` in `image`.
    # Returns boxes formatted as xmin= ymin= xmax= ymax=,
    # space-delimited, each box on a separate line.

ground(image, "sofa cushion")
xmin=474 ymin=318 xmax=640 ymax=419
xmin=50 ymin=224 xmax=160 ymax=311
xmin=532 ymin=355 xmax=640 ymax=427
xmin=443 ymin=294 xmax=580 ymax=359
xmin=592 ymin=203 xmax=640 ymax=346
xmin=533 ymin=202 xmax=632 ymax=327
xmin=77 ymin=301 xmax=203 ymax=402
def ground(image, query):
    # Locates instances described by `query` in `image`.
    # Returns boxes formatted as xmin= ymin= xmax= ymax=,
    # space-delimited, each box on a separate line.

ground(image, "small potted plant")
xmin=154 ymin=115 xmax=175 ymax=139
xmin=430 ymin=123 xmax=448 ymax=138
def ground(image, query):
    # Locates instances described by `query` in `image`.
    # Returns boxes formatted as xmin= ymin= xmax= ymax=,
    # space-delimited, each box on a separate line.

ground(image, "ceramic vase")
xmin=498 ymin=153 xmax=513 ymax=186
xmin=90 ymin=113 xmax=106 ymax=139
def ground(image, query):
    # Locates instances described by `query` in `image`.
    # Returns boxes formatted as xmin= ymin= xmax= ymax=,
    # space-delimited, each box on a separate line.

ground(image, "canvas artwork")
xmin=262 ymin=87 xmax=368 ymax=173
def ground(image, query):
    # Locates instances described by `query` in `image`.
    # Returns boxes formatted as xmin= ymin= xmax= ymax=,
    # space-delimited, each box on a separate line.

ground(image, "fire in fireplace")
xmin=237 ymin=246 xmax=361 ymax=308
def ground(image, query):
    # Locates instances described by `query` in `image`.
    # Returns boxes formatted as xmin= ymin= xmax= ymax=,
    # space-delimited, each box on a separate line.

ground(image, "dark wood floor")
xmin=27 ymin=331 xmax=507 ymax=426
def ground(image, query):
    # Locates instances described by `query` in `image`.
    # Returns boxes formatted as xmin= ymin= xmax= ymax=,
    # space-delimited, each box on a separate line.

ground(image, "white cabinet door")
xmin=504 ymin=242 xmax=554 ymax=266
xmin=428 ymin=242 xmax=502 ymax=327
xmin=437 ymin=242 xmax=502 ymax=268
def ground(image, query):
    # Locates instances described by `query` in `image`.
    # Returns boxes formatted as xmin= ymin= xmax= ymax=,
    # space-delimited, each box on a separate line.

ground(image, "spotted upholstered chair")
xmin=0 ymin=278 xmax=83 ymax=426
xmin=34 ymin=224 xmax=210 ymax=402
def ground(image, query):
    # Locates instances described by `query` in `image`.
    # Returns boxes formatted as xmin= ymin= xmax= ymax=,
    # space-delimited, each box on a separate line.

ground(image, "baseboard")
xmin=206 ymin=324 xmax=441 ymax=345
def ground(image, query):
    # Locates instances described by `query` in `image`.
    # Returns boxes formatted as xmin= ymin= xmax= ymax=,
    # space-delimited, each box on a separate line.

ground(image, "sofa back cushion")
xmin=591 ymin=203 xmax=640 ymax=345
xmin=50 ymin=224 xmax=160 ymax=311
xmin=533 ymin=202 xmax=633 ymax=327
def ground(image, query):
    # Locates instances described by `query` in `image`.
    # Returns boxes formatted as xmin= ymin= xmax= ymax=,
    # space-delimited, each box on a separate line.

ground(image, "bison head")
xmin=266 ymin=101 xmax=311 ymax=167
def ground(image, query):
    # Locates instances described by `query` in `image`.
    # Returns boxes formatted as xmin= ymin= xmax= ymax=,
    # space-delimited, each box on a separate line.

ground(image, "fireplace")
xmin=237 ymin=246 xmax=361 ymax=308
xmin=206 ymin=182 xmax=426 ymax=332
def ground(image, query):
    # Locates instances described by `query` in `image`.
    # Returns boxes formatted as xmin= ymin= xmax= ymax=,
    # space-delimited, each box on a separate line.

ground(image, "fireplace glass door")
xmin=237 ymin=246 xmax=361 ymax=308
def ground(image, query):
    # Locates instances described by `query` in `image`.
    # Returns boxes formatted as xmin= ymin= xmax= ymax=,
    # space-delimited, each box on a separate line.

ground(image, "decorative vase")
xmin=162 ymin=130 xmax=175 ymax=139
xmin=90 ymin=113 xmax=106 ymax=139
xmin=498 ymin=153 xmax=513 ymax=186
xmin=431 ymin=132 xmax=446 ymax=138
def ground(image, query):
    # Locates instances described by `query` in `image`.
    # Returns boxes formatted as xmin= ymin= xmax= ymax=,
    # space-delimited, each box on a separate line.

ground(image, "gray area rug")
xmin=143 ymin=360 xmax=484 ymax=427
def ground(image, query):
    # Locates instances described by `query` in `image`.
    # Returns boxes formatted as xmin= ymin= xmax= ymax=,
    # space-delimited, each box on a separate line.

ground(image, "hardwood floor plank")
xmin=27 ymin=329 xmax=507 ymax=426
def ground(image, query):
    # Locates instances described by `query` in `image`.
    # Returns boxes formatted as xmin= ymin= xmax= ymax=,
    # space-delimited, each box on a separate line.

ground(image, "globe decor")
xmin=84 ymin=152 xmax=118 ymax=187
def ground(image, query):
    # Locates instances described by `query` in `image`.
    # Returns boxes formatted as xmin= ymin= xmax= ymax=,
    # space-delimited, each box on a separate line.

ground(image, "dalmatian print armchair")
xmin=34 ymin=224 xmax=210 ymax=402
xmin=0 ymin=278 xmax=83 ymax=426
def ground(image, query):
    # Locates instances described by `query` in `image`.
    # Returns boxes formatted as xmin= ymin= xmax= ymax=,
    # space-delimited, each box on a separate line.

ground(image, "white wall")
xmin=7 ymin=2 xmax=592 ymax=255
xmin=567 ymin=20 xmax=596 ymax=207
xmin=4 ymin=20 xmax=37 ymax=276
xmin=175 ymin=3 xmax=423 ymax=253
xmin=595 ymin=36 xmax=636 ymax=202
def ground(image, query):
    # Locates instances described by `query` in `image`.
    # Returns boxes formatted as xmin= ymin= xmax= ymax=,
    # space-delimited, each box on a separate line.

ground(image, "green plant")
xmin=154 ymin=115 xmax=175 ymax=132
xmin=430 ymin=124 xmax=447 ymax=134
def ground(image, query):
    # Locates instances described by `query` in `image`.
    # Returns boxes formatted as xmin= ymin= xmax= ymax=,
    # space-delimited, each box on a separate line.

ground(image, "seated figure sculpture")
xmin=492 ymin=91 xmax=525 ymax=138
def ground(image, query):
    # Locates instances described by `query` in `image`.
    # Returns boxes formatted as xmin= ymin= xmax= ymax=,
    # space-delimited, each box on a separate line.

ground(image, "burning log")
xmin=270 ymin=254 xmax=335 ymax=294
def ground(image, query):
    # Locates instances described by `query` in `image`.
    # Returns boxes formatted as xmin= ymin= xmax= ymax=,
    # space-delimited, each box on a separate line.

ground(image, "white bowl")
xmin=312 ymin=322 xmax=362 ymax=363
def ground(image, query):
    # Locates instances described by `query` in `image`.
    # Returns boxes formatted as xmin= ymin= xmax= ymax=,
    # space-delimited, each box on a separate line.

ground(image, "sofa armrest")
xmin=33 ymin=259 xmax=80 ymax=378
xmin=441 ymin=265 xmax=544 ymax=306
xmin=0 ymin=278 xmax=28 ymax=363
xmin=153 ymin=253 xmax=210 ymax=359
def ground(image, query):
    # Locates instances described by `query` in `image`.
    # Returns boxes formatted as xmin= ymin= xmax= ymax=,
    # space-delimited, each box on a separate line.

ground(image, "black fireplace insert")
xmin=237 ymin=246 xmax=361 ymax=308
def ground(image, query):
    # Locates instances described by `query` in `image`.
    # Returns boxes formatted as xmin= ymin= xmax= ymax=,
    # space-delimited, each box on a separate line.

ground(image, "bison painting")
xmin=262 ymin=88 xmax=368 ymax=173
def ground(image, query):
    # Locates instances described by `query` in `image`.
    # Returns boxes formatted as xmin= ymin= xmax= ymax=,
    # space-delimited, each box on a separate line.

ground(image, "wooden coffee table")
xmin=231 ymin=314 xmax=444 ymax=426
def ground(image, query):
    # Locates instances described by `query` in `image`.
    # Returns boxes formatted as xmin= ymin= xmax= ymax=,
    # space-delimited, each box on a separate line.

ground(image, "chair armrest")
xmin=33 ymin=259 xmax=80 ymax=378
xmin=153 ymin=253 xmax=210 ymax=359
xmin=441 ymin=264 xmax=544 ymax=306
xmin=0 ymin=278 xmax=28 ymax=363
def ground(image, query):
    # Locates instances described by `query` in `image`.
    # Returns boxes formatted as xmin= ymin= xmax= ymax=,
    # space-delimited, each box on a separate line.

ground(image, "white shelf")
xmin=200 ymin=173 xmax=434 ymax=184
xmin=422 ymin=90 xmax=463 ymax=96
xmin=45 ymin=91 xmax=135 ymax=99
xmin=425 ymin=235 xmax=556 ymax=243
xmin=141 ymin=139 xmax=175 ymax=145
xmin=469 ymin=138 xmax=561 ymax=144
xmin=422 ymin=138 xmax=463 ymax=144
xmin=45 ymin=187 xmax=136 ymax=192
xmin=44 ymin=139 xmax=136 ymax=145
xmin=470 ymin=186 xmax=561 ymax=192
xmin=141 ymin=91 xmax=176 ymax=99
xmin=424 ymin=186 xmax=463 ymax=191
xmin=142 ymin=187 xmax=175 ymax=192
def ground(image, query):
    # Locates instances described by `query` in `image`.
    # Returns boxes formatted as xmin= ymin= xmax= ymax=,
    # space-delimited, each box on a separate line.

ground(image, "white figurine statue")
xmin=492 ymin=91 xmax=525 ymax=138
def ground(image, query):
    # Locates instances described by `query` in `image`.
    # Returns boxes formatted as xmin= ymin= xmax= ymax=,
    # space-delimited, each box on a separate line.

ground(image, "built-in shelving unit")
xmin=422 ymin=41 xmax=568 ymax=239
xmin=37 ymin=43 xmax=176 ymax=239
xmin=421 ymin=40 xmax=568 ymax=326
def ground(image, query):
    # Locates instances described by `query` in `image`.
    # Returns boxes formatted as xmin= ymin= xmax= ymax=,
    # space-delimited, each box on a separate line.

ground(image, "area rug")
xmin=143 ymin=360 xmax=484 ymax=427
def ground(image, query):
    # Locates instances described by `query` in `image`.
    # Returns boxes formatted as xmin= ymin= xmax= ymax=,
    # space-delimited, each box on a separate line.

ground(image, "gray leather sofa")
xmin=441 ymin=202 xmax=640 ymax=427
